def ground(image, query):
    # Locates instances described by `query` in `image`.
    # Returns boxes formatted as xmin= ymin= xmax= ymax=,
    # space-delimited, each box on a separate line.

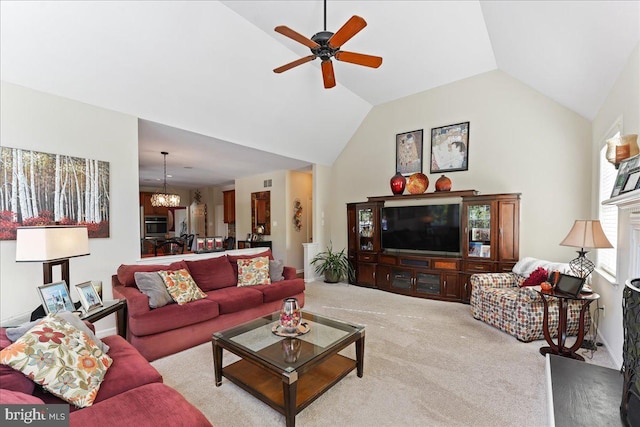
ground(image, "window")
xmin=598 ymin=133 xmax=619 ymax=276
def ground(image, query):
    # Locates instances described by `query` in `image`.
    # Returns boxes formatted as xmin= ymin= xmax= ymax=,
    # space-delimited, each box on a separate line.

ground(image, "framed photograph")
xmin=480 ymin=245 xmax=491 ymax=258
xmin=621 ymin=167 xmax=640 ymax=194
xmin=75 ymin=281 xmax=103 ymax=312
xmin=471 ymin=228 xmax=491 ymax=242
xmin=213 ymin=236 xmax=224 ymax=251
xmin=196 ymin=237 xmax=206 ymax=252
xmin=38 ymin=281 xmax=75 ymax=314
xmin=611 ymin=155 xmax=640 ymax=197
xmin=206 ymin=237 xmax=215 ymax=250
xmin=430 ymin=122 xmax=470 ymax=173
xmin=396 ymin=129 xmax=424 ymax=176
xmin=468 ymin=242 xmax=482 ymax=257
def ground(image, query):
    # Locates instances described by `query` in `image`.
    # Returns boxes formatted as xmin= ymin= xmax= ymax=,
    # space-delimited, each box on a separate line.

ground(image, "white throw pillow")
xmin=512 ymin=257 xmax=570 ymax=277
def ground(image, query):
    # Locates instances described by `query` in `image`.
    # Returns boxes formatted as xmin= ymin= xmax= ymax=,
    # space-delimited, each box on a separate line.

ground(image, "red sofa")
xmin=113 ymin=250 xmax=305 ymax=361
xmin=0 ymin=328 xmax=211 ymax=426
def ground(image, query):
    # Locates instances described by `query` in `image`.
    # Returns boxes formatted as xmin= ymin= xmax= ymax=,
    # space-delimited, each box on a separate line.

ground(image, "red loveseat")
xmin=0 ymin=328 xmax=211 ymax=426
xmin=113 ymin=250 xmax=305 ymax=361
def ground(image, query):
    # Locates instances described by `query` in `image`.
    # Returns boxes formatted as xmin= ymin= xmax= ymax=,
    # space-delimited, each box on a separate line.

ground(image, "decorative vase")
xmin=281 ymin=338 xmax=302 ymax=363
xmin=390 ymin=172 xmax=406 ymax=195
xmin=406 ymin=173 xmax=429 ymax=194
xmin=279 ymin=298 xmax=302 ymax=333
xmin=435 ymin=175 xmax=452 ymax=192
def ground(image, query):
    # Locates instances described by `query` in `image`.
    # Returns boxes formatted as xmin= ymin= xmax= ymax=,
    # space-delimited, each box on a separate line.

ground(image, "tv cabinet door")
xmin=376 ymin=265 xmax=392 ymax=290
xmin=389 ymin=268 xmax=413 ymax=293
xmin=357 ymin=263 xmax=376 ymax=287
xmin=356 ymin=203 xmax=380 ymax=252
xmin=442 ymin=272 xmax=460 ymax=300
xmin=415 ymin=272 xmax=441 ymax=295
xmin=463 ymin=201 xmax=497 ymax=261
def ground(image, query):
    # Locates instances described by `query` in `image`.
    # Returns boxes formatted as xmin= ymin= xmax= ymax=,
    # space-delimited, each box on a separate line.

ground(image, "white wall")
xmin=591 ymin=43 xmax=640 ymax=367
xmin=0 ymin=82 xmax=139 ymax=334
xmin=329 ymin=70 xmax=592 ymax=262
xmin=286 ymin=171 xmax=312 ymax=271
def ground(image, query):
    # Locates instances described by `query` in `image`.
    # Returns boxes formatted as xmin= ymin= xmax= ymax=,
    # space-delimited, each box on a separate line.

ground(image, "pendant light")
xmin=150 ymin=151 xmax=180 ymax=207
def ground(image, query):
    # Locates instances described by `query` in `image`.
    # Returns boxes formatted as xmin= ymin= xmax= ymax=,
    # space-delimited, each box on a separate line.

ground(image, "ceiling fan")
xmin=273 ymin=0 xmax=383 ymax=89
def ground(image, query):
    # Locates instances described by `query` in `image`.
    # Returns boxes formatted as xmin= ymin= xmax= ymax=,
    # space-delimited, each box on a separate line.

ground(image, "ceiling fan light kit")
xmin=274 ymin=1 xmax=382 ymax=89
xmin=151 ymin=151 xmax=181 ymax=208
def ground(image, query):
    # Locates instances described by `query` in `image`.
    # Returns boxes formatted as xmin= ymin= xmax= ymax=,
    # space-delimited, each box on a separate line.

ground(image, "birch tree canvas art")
xmin=0 ymin=147 xmax=110 ymax=239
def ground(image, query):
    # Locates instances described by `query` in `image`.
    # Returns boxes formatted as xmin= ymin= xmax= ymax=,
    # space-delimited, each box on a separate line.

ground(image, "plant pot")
xmin=324 ymin=270 xmax=341 ymax=283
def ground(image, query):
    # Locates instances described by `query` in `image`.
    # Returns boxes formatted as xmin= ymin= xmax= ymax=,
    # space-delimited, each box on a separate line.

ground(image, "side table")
xmin=536 ymin=287 xmax=599 ymax=361
xmin=81 ymin=299 xmax=127 ymax=338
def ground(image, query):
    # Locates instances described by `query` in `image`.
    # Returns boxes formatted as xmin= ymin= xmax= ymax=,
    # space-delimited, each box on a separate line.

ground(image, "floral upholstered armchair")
xmin=469 ymin=257 xmax=591 ymax=342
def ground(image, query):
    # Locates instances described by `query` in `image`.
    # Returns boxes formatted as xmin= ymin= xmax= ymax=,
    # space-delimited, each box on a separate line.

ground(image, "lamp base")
xmin=569 ymin=249 xmax=595 ymax=279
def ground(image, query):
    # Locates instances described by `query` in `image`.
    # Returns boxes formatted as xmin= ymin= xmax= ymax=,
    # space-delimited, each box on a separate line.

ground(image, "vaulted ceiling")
xmin=1 ymin=1 xmax=638 ymax=187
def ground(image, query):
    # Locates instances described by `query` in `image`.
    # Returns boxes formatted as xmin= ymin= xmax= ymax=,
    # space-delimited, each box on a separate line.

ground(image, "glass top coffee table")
xmin=212 ymin=311 xmax=365 ymax=427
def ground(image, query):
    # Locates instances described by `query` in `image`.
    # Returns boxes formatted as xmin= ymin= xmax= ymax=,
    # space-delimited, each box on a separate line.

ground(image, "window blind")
xmin=598 ymin=144 xmax=618 ymax=276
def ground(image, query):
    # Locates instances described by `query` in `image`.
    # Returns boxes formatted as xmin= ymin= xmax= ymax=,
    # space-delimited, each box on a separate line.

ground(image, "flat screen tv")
xmin=381 ymin=204 xmax=461 ymax=254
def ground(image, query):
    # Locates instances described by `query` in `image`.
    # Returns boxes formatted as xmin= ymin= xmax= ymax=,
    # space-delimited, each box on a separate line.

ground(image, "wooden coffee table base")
xmin=213 ymin=332 xmax=364 ymax=427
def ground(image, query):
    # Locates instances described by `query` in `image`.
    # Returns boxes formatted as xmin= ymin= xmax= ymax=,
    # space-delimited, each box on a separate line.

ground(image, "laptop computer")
xmin=554 ymin=273 xmax=586 ymax=297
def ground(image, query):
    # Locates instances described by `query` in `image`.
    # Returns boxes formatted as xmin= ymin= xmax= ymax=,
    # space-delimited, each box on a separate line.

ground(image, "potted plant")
xmin=310 ymin=242 xmax=355 ymax=283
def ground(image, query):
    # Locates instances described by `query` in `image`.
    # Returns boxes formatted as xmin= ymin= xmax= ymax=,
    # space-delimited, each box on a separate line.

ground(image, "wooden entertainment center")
xmin=347 ymin=191 xmax=520 ymax=303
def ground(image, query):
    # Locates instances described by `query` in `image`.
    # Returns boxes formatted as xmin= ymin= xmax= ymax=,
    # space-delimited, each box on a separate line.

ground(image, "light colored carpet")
xmin=152 ymin=282 xmax=616 ymax=427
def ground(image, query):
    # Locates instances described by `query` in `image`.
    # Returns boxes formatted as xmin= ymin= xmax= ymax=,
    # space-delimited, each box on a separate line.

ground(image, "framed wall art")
xmin=396 ymin=129 xmax=423 ymax=176
xmin=38 ymin=281 xmax=75 ymax=314
xmin=430 ymin=122 xmax=470 ymax=173
xmin=611 ymin=155 xmax=640 ymax=197
xmin=75 ymin=281 xmax=103 ymax=312
xmin=0 ymin=147 xmax=110 ymax=240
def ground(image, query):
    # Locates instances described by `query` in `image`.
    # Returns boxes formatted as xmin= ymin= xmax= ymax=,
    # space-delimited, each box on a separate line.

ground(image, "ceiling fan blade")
xmin=328 ymin=15 xmax=367 ymax=48
xmin=274 ymin=25 xmax=320 ymax=49
xmin=335 ymin=51 xmax=383 ymax=68
xmin=273 ymin=55 xmax=317 ymax=73
xmin=321 ymin=60 xmax=336 ymax=89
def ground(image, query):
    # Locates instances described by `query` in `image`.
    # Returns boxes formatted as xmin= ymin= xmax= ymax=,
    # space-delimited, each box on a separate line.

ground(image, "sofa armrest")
xmin=282 ymin=266 xmax=298 ymax=281
xmin=470 ymin=272 xmax=520 ymax=289
xmin=112 ymin=283 xmax=150 ymax=317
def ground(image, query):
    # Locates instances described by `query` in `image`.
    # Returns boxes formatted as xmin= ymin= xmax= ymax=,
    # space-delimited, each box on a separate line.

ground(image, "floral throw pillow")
xmin=0 ymin=314 xmax=112 ymax=408
xmin=157 ymin=269 xmax=207 ymax=305
xmin=237 ymin=256 xmax=271 ymax=286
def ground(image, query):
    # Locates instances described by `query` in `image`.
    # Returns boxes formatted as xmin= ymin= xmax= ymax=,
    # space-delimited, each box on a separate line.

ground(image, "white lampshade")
xmin=16 ymin=226 xmax=90 ymax=262
xmin=560 ymin=220 xmax=613 ymax=249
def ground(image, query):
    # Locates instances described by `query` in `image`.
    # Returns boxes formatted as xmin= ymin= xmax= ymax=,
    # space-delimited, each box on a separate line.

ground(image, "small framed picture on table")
xmin=75 ymin=281 xmax=103 ymax=313
xmin=38 ymin=281 xmax=75 ymax=314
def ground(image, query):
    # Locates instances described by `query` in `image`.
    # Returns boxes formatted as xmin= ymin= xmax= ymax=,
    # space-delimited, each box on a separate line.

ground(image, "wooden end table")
xmin=212 ymin=311 xmax=365 ymax=427
xmin=536 ymin=287 xmax=599 ymax=361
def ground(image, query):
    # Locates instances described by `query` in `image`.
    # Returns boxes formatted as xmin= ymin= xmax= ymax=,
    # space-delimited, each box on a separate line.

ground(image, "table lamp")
xmin=559 ymin=220 xmax=612 ymax=278
xmin=16 ymin=225 xmax=90 ymax=285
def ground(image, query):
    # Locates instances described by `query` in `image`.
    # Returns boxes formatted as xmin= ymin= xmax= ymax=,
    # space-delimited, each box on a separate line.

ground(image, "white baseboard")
xmin=96 ymin=327 xmax=117 ymax=339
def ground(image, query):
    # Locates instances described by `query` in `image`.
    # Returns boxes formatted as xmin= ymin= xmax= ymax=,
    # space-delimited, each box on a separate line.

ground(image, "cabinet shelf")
xmin=367 ymin=190 xmax=478 ymax=202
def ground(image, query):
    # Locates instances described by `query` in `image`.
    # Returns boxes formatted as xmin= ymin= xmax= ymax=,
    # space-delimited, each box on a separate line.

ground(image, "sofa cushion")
xmin=135 ymin=271 xmax=175 ymax=309
xmin=158 ymin=269 xmax=207 ymax=305
xmin=206 ymin=286 xmax=264 ymax=314
xmin=68 ymin=383 xmax=212 ymax=426
xmin=251 ymin=279 xmax=306 ymax=303
xmin=0 ymin=389 xmax=44 ymax=404
xmin=128 ymin=298 xmax=220 ymax=337
xmin=185 ymin=255 xmax=236 ymax=291
xmin=269 ymin=259 xmax=285 ymax=282
xmin=521 ymin=267 xmax=549 ymax=287
xmin=117 ymin=260 xmax=189 ymax=287
xmin=228 ymin=250 xmax=274 ymax=278
xmin=33 ymin=334 xmax=164 ymax=408
xmin=237 ymin=256 xmax=271 ymax=286
xmin=0 ymin=329 xmax=35 ymax=395
xmin=0 ymin=314 xmax=112 ymax=408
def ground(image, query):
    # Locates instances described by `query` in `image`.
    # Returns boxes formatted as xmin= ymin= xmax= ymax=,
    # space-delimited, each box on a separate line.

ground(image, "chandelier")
xmin=151 ymin=151 xmax=181 ymax=207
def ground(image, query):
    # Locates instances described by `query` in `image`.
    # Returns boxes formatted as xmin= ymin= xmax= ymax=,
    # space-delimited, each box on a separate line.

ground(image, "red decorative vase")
xmin=390 ymin=172 xmax=406 ymax=195
xmin=435 ymin=174 xmax=452 ymax=192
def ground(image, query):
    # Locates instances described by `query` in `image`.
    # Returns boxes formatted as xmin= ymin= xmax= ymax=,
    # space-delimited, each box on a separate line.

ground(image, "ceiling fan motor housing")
xmin=311 ymin=31 xmax=337 ymax=60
